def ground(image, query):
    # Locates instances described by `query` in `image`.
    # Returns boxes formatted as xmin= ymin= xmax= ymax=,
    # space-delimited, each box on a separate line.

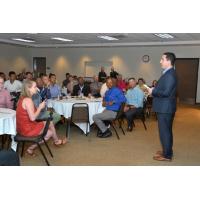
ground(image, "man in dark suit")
xmin=148 ymin=52 xmax=177 ymax=161
xmin=98 ymin=66 xmax=107 ymax=82
xmin=72 ymin=77 xmax=91 ymax=97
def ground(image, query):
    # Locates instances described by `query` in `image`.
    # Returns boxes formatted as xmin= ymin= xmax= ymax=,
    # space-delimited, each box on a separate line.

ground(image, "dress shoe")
xmin=100 ymin=129 xmax=112 ymax=138
xmin=127 ymin=126 xmax=133 ymax=132
xmin=153 ymin=155 xmax=172 ymax=161
xmin=97 ymin=129 xmax=103 ymax=137
xmin=154 ymin=150 xmax=163 ymax=157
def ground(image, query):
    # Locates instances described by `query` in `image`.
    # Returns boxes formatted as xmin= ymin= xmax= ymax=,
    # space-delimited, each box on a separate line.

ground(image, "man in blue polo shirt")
xmin=93 ymin=77 xmax=126 ymax=138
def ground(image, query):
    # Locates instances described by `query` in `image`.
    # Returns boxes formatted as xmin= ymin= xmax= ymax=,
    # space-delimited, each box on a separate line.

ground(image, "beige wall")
xmin=30 ymin=46 xmax=200 ymax=102
xmin=0 ymin=44 xmax=31 ymax=76
xmin=0 ymin=43 xmax=200 ymax=102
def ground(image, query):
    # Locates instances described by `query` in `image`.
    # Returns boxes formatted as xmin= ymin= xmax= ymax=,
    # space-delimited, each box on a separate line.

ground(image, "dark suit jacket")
xmin=152 ymin=68 xmax=177 ymax=114
xmin=0 ymin=149 xmax=20 ymax=166
xmin=72 ymin=84 xmax=91 ymax=97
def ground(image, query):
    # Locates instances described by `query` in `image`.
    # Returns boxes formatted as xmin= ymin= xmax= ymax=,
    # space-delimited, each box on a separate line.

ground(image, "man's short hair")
xmin=25 ymin=72 xmax=32 ymax=76
xmin=163 ymin=52 xmax=176 ymax=66
xmin=128 ymin=77 xmax=136 ymax=82
xmin=49 ymin=73 xmax=56 ymax=78
xmin=9 ymin=71 xmax=16 ymax=76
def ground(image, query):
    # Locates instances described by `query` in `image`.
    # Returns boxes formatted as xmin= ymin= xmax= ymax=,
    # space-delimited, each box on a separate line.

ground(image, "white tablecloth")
xmin=47 ymin=97 xmax=104 ymax=134
xmin=0 ymin=108 xmax=17 ymax=151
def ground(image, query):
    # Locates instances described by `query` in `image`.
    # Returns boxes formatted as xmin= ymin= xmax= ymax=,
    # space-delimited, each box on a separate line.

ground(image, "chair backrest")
xmin=115 ymin=102 xmax=126 ymax=120
xmin=71 ymin=103 xmax=89 ymax=123
xmin=41 ymin=112 xmax=52 ymax=138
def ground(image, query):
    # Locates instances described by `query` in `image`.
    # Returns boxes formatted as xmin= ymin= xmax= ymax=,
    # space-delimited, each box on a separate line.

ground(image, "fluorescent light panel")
xmin=51 ymin=37 xmax=73 ymax=42
xmin=12 ymin=38 xmax=35 ymax=43
xmin=98 ymin=35 xmax=119 ymax=41
xmin=154 ymin=33 xmax=174 ymax=39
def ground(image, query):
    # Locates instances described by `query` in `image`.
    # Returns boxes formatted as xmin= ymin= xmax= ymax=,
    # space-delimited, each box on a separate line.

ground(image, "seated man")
xmin=32 ymin=77 xmax=61 ymax=125
xmin=90 ymin=75 xmax=102 ymax=97
xmin=39 ymin=75 xmax=51 ymax=100
xmin=93 ymin=77 xmax=126 ymax=138
xmin=72 ymin=77 xmax=91 ymax=97
xmin=124 ymin=78 xmax=145 ymax=131
xmin=49 ymin=73 xmax=61 ymax=98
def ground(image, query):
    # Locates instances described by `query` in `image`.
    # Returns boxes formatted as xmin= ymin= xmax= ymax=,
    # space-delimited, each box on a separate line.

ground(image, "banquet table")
xmin=0 ymin=108 xmax=17 ymax=151
xmin=47 ymin=97 xmax=104 ymax=135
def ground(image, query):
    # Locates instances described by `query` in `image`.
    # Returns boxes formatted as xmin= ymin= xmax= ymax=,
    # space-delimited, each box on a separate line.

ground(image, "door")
xmin=175 ymin=58 xmax=199 ymax=104
xmin=33 ymin=57 xmax=46 ymax=78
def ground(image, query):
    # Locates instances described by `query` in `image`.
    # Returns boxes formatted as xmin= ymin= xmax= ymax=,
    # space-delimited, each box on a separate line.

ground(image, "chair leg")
xmin=66 ymin=119 xmax=70 ymax=140
xmin=142 ymin=119 xmax=147 ymax=130
xmin=43 ymin=139 xmax=53 ymax=158
xmin=37 ymin=143 xmax=50 ymax=166
xmin=111 ymin=124 xmax=120 ymax=140
xmin=118 ymin=119 xmax=125 ymax=135
xmin=21 ymin=142 xmax=25 ymax=157
xmin=6 ymin=135 xmax=11 ymax=150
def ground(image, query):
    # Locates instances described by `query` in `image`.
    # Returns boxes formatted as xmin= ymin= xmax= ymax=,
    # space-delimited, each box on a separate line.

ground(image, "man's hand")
xmin=102 ymin=101 xmax=106 ymax=107
xmin=108 ymin=101 xmax=114 ymax=106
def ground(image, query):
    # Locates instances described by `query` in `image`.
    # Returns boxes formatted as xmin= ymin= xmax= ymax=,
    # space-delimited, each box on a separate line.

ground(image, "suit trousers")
xmin=156 ymin=112 xmax=175 ymax=159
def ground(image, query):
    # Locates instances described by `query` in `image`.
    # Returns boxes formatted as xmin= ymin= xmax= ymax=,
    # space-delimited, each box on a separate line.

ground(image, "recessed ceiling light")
xmin=98 ymin=35 xmax=119 ymax=41
xmin=154 ymin=33 xmax=174 ymax=39
xmin=51 ymin=37 xmax=73 ymax=42
xmin=12 ymin=38 xmax=35 ymax=43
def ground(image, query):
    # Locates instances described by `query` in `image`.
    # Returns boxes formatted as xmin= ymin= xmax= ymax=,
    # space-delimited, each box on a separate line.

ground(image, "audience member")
xmin=72 ymin=77 xmax=91 ymax=97
xmin=100 ymin=81 xmax=108 ymax=97
xmin=151 ymin=80 xmax=158 ymax=88
xmin=0 ymin=72 xmax=6 ymax=81
xmin=66 ymin=76 xmax=78 ymax=94
xmin=49 ymin=73 xmax=61 ymax=98
xmin=90 ymin=75 xmax=102 ymax=97
xmin=32 ymin=78 xmax=61 ymax=125
xmin=93 ymin=77 xmax=126 ymax=138
xmin=0 ymin=77 xmax=13 ymax=109
xmin=124 ymin=78 xmax=145 ymax=131
xmin=110 ymin=66 xmax=119 ymax=79
xmin=24 ymin=72 xmax=33 ymax=81
xmin=62 ymin=73 xmax=70 ymax=87
xmin=4 ymin=71 xmax=22 ymax=93
xmin=98 ymin=66 xmax=107 ymax=82
xmin=117 ymin=74 xmax=126 ymax=92
xmin=16 ymin=80 xmax=66 ymax=156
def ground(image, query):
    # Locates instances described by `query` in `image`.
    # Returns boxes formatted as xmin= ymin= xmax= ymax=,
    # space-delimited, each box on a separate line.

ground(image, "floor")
xmin=20 ymin=104 xmax=200 ymax=166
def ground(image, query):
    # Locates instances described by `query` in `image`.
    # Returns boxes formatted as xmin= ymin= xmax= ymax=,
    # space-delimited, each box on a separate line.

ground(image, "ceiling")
xmin=1 ymin=33 xmax=200 ymax=48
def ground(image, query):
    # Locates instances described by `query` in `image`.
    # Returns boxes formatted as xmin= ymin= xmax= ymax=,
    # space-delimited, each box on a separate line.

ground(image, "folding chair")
xmin=14 ymin=113 xmax=53 ymax=166
xmin=66 ymin=103 xmax=90 ymax=139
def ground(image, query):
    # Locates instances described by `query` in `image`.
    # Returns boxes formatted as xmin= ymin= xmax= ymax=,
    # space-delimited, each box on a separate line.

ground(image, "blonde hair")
xmin=21 ymin=80 xmax=35 ymax=98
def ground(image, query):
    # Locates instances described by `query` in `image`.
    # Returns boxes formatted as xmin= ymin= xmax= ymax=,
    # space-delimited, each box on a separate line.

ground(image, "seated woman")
xmin=16 ymin=80 xmax=67 ymax=156
xmin=0 ymin=77 xmax=13 ymax=109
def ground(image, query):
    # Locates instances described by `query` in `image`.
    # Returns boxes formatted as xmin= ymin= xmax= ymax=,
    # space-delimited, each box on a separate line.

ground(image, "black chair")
xmin=14 ymin=114 xmax=53 ymax=166
xmin=104 ymin=102 xmax=126 ymax=140
xmin=0 ymin=134 xmax=12 ymax=150
xmin=10 ymin=92 xmax=20 ymax=110
xmin=66 ymin=103 xmax=90 ymax=139
xmin=132 ymin=100 xmax=147 ymax=131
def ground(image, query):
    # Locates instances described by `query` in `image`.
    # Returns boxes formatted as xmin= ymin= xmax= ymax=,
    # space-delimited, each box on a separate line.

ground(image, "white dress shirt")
xmin=4 ymin=80 xmax=22 ymax=93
